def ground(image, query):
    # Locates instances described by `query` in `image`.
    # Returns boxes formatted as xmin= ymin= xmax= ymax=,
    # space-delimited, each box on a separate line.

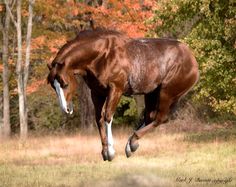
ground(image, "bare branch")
xmin=11 ymin=0 xmax=16 ymax=9
xmin=24 ymin=0 xmax=35 ymax=88
xmin=4 ymin=0 xmax=17 ymax=28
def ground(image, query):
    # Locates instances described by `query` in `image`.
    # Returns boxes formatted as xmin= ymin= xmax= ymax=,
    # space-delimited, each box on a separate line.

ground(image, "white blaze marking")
xmin=105 ymin=117 xmax=115 ymax=155
xmin=54 ymin=79 xmax=68 ymax=113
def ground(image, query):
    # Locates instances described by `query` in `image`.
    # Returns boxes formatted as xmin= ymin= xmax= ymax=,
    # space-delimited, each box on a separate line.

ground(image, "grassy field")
xmin=0 ymin=124 xmax=236 ymax=187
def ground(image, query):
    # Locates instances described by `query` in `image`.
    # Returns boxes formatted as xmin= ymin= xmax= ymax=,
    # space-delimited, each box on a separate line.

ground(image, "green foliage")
xmin=27 ymin=85 xmax=80 ymax=133
xmin=114 ymin=96 xmax=138 ymax=125
xmin=148 ymin=0 xmax=236 ymax=115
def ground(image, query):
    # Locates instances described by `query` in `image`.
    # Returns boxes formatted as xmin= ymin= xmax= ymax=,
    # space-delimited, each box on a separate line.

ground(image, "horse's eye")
xmin=62 ymin=83 xmax=69 ymax=89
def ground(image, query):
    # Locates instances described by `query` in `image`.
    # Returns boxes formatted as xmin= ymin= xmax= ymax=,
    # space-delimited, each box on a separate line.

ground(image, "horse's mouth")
xmin=53 ymin=79 xmax=73 ymax=115
xmin=66 ymin=102 xmax=73 ymax=114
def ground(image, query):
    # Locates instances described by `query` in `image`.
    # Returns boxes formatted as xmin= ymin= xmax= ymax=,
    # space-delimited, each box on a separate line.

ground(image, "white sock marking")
xmin=105 ymin=117 xmax=115 ymax=155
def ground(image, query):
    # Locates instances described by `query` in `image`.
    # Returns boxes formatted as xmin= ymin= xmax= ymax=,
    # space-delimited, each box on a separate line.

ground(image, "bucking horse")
xmin=47 ymin=28 xmax=199 ymax=161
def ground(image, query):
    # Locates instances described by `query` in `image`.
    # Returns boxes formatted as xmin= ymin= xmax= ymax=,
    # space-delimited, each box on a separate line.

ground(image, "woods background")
xmin=0 ymin=0 xmax=235 ymax=138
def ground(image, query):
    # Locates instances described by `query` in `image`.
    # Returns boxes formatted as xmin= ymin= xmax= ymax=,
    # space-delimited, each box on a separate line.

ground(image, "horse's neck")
xmin=65 ymin=40 xmax=102 ymax=76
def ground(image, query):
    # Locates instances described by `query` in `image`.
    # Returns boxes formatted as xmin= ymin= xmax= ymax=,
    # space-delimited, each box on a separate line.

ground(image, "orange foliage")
xmin=71 ymin=0 xmax=157 ymax=37
xmin=26 ymin=79 xmax=46 ymax=95
xmin=31 ymin=36 xmax=46 ymax=49
xmin=47 ymin=37 xmax=67 ymax=54
xmin=28 ymin=0 xmax=157 ymax=94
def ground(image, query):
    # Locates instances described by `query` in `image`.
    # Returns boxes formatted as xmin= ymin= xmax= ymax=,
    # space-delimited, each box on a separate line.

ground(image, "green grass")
xmin=0 ymin=127 xmax=236 ymax=187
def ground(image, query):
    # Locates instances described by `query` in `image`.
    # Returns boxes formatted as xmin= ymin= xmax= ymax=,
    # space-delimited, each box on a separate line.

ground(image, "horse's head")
xmin=47 ymin=60 xmax=78 ymax=114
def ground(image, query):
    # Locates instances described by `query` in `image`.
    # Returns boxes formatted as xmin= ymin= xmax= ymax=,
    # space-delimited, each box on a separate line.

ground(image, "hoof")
xmin=102 ymin=147 xmax=115 ymax=161
xmin=102 ymin=150 xmax=108 ymax=161
xmin=130 ymin=141 xmax=139 ymax=152
xmin=125 ymin=136 xmax=139 ymax=158
xmin=107 ymin=152 xmax=115 ymax=161
xmin=125 ymin=139 xmax=132 ymax=158
xmin=107 ymin=147 xmax=115 ymax=161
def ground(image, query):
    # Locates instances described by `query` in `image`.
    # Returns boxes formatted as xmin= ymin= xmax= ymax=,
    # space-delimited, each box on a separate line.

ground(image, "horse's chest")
xmin=84 ymin=73 xmax=108 ymax=95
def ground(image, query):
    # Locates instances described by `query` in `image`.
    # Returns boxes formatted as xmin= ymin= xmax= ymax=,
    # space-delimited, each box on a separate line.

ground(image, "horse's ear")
xmin=48 ymin=61 xmax=64 ymax=70
xmin=47 ymin=68 xmax=56 ymax=84
xmin=47 ymin=62 xmax=57 ymax=70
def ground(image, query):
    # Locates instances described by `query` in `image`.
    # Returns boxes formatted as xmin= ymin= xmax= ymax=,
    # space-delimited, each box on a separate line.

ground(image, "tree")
xmin=77 ymin=17 xmax=96 ymax=131
xmin=78 ymin=78 xmax=95 ymax=131
xmin=0 ymin=1 xmax=12 ymax=139
xmin=5 ymin=0 xmax=35 ymax=139
xmin=0 ymin=95 xmax=3 ymax=138
xmin=148 ymin=0 xmax=236 ymax=116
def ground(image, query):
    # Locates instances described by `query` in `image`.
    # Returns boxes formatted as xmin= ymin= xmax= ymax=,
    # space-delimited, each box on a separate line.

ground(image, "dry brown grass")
xmin=0 ymin=123 xmax=236 ymax=187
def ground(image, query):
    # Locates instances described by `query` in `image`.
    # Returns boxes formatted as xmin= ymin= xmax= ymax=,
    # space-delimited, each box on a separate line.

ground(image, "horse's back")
xmin=125 ymin=38 xmax=198 ymax=94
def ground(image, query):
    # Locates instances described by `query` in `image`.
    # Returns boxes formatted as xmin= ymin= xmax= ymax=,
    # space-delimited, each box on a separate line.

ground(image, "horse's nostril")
xmin=67 ymin=108 xmax=70 ymax=113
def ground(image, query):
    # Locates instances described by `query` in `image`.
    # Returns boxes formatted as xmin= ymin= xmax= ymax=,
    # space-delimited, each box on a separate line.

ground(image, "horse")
xmin=47 ymin=28 xmax=199 ymax=161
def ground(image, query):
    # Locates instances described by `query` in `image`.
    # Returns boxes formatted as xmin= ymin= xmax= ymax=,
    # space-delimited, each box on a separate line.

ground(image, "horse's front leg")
xmin=103 ymin=85 xmax=123 ymax=161
xmin=91 ymin=86 xmax=122 ymax=161
xmin=91 ymin=92 xmax=108 ymax=161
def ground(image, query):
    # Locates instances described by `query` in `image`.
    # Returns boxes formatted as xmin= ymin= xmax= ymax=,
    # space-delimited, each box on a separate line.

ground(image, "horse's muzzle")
xmin=66 ymin=102 xmax=73 ymax=114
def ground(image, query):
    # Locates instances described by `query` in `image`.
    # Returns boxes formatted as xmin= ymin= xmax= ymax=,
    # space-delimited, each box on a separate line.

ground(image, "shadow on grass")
xmin=81 ymin=173 xmax=174 ymax=187
xmin=183 ymin=127 xmax=236 ymax=143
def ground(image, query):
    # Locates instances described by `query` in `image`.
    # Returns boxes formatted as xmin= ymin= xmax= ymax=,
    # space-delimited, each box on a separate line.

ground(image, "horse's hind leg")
xmin=125 ymin=89 xmax=174 ymax=157
xmin=125 ymin=87 xmax=161 ymax=157
xmin=135 ymin=86 xmax=160 ymax=130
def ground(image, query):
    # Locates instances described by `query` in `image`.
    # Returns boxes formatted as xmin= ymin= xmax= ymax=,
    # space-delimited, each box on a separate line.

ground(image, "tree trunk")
xmin=0 ymin=96 xmax=3 ymax=138
xmin=134 ymin=95 xmax=144 ymax=117
xmin=15 ymin=0 xmax=28 ymax=139
xmin=78 ymin=78 xmax=95 ymax=131
xmin=18 ymin=77 xmax=28 ymax=139
xmin=1 ymin=2 xmax=11 ymax=139
xmin=21 ymin=0 xmax=34 ymax=139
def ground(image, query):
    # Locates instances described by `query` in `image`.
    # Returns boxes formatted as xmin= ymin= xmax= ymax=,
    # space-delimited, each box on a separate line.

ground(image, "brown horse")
xmin=47 ymin=29 xmax=199 ymax=161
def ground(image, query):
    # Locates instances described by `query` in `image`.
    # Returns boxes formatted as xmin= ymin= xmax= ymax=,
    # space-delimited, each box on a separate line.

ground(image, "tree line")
xmin=0 ymin=0 xmax=235 ymax=140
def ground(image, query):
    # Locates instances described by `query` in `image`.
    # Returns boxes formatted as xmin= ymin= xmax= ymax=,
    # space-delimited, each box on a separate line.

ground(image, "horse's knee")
xmin=98 ymin=110 xmax=105 ymax=125
xmin=105 ymin=112 xmax=113 ymax=123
